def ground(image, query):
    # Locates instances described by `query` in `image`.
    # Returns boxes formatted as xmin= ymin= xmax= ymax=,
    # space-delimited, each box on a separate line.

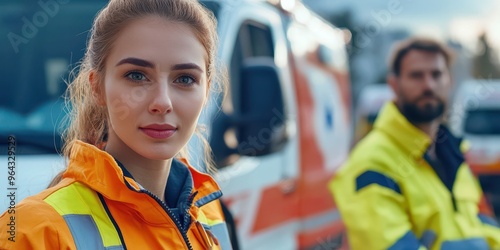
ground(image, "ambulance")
xmin=0 ymin=0 xmax=353 ymax=249
xmin=203 ymin=1 xmax=352 ymax=249
xmin=449 ymin=80 xmax=500 ymax=217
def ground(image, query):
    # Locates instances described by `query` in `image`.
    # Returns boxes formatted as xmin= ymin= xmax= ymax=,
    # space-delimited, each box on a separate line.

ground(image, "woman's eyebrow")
xmin=171 ymin=63 xmax=203 ymax=72
xmin=116 ymin=57 xmax=155 ymax=68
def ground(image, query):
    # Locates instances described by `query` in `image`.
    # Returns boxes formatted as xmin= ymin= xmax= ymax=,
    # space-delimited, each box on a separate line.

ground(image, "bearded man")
xmin=330 ymin=37 xmax=500 ymax=250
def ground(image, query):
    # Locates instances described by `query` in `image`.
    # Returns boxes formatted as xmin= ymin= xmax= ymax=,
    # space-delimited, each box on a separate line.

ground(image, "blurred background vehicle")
xmin=1 ymin=0 xmax=353 ymax=249
xmin=449 ymin=80 xmax=500 ymax=217
xmin=2 ymin=0 xmax=500 ymax=249
xmin=352 ymin=83 xmax=393 ymax=144
xmin=202 ymin=0 xmax=352 ymax=248
xmin=0 ymin=0 xmax=105 ymax=205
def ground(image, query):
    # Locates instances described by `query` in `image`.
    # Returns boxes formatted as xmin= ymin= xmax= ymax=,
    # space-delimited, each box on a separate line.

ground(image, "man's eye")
xmin=174 ymin=75 xmax=196 ymax=85
xmin=126 ymin=72 xmax=147 ymax=81
xmin=432 ymin=71 xmax=442 ymax=78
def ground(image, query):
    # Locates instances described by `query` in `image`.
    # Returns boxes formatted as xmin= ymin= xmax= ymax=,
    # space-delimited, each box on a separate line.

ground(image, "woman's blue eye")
xmin=175 ymin=75 xmax=196 ymax=85
xmin=126 ymin=72 xmax=147 ymax=81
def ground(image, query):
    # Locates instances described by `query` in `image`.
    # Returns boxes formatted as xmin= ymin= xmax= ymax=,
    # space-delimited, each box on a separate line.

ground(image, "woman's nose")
xmin=149 ymin=83 xmax=173 ymax=115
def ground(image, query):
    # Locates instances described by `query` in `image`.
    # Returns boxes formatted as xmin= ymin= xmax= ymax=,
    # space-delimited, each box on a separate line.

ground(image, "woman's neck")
xmin=105 ymin=133 xmax=172 ymax=202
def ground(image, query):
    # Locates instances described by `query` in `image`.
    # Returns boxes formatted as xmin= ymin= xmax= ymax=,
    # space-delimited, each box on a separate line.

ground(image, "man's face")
xmin=392 ymin=50 xmax=452 ymax=124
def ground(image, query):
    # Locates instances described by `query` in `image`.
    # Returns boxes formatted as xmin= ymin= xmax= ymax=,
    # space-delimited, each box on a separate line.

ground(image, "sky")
xmin=302 ymin=0 xmax=500 ymax=52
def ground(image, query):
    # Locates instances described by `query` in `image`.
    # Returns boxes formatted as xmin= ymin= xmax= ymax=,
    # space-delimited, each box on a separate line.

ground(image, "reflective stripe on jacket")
xmin=0 ymin=140 xmax=232 ymax=249
xmin=329 ymin=102 xmax=500 ymax=250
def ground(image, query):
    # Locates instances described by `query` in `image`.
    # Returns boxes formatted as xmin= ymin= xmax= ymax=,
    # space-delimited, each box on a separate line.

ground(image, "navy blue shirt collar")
xmin=114 ymin=158 xmax=194 ymax=210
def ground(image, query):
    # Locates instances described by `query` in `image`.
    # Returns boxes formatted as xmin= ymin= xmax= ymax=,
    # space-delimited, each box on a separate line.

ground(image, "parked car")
xmin=449 ymin=80 xmax=500 ymax=217
xmin=0 ymin=0 xmax=353 ymax=249
xmin=0 ymin=0 xmax=106 ymax=210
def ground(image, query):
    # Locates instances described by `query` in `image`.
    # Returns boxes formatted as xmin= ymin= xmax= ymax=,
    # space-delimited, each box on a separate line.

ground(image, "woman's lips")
xmin=139 ymin=124 xmax=177 ymax=139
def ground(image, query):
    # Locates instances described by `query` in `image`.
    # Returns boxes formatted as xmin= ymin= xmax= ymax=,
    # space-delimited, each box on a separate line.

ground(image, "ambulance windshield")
xmin=0 ymin=1 xmax=106 ymax=153
xmin=0 ymin=0 xmax=220 ymax=154
xmin=464 ymin=109 xmax=500 ymax=135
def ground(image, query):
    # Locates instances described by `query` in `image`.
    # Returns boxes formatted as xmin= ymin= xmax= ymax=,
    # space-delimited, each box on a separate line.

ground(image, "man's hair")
xmin=388 ymin=37 xmax=454 ymax=76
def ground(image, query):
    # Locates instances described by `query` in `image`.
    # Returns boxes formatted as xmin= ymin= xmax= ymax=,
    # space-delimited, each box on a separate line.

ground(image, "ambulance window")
xmin=231 ymin=21 xmax=275 ymax=64
xmin=0 ymin=1 xmax=107 ymax=154
xmin=229 ymin=21 xmax=274 ymax=113
xmin=210 ymin=20 xmax=276 ymax=167
xmin=464 ymin=109 xmax=500 ymax=135
xmin=247 ymin=23 xmax=274 ymax=57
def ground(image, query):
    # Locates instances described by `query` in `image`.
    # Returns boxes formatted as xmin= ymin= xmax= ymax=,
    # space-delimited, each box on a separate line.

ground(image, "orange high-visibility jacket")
xmin=0 ymin=140 xmax=232 ymax=249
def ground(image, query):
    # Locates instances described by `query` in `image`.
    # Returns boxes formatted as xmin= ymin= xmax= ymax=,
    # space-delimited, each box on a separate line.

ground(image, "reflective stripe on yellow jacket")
xmin=329 ymin=102 xmax=500 ymax=250
xmin=0 ymin=140 xmax=232 ymax=250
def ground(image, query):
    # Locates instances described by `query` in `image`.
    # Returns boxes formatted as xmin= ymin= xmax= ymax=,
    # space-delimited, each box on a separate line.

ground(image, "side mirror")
xmin=210 ymin=57 xmax=288 ymax=167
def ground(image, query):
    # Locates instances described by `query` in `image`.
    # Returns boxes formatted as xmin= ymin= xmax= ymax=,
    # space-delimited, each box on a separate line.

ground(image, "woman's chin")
xmin=137 ymin=147 xmax=179 ymax=161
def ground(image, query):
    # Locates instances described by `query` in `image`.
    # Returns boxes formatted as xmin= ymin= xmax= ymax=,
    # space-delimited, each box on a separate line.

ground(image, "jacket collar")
xmin=373 ymin=102 xmax=467 ymax=192
xmin=374 ymin=102 xmax=432 ymax=159
xmin=374 ymin=102 xmax=464 ymax=163
xmin=63 ymin=140 xmax=222 ymax=211
xmin=114 ymin=158 xmax=193 ymax=210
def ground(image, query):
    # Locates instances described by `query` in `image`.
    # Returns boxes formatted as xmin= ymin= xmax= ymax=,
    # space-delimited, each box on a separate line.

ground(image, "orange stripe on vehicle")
xmin=250 ymin=174 xmax=341 ymax=235
xmin=289 ymin=53 xmax=325 ymax=173
xmin=470 ymin=162 xmax=500 ymax=175
xmin=333 ymin=71 xmax=352 ymax=122
xmin=478 ymin=194 xmax=495 ymax=217
xmin=250 ymin=181 xmax=300 ymax=234
xmin=299 ymin=170 xmax=337 ymax=216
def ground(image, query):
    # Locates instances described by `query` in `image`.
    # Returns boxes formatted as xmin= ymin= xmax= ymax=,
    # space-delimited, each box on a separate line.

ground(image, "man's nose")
xmin=422 ymin=73 xmax=437 ymax=91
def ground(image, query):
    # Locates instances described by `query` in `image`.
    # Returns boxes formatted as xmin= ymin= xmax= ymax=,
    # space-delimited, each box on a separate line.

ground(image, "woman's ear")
xmin=89 ymin=70 xmax=106 ymax=106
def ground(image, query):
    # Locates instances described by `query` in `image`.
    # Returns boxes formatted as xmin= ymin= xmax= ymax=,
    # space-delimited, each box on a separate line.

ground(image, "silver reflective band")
xmin=63 ymin=214 xmax=124 ymax=250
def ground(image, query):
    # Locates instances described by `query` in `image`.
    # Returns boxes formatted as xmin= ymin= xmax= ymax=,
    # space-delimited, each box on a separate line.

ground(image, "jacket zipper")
xmin=451 ymin=194 xmax=458 ymax=212
xmin=184 ymin=191 xmax=198 ymax=230
xmin=140 ymin=188 xmax=194 ymax=250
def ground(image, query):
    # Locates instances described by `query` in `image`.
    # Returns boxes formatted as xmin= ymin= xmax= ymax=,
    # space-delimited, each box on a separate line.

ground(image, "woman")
xmin=0 ymin=0 xmax=231 ymax=249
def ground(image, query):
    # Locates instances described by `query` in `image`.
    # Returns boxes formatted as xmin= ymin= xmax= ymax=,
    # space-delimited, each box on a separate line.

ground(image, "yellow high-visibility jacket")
xmin=0 ymin=140 xmax=231 ymax=249
xmin=329 ymin=102 xmax=500 ymax=250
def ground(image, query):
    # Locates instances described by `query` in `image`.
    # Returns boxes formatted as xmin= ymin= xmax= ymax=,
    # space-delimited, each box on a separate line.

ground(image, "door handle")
xmin=280 ymin=178 xmax=297 ymax=195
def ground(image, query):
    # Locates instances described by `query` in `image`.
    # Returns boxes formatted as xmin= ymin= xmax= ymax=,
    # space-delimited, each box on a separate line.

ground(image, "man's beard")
xmin=400 ymin=93 xmax=445 ymax=124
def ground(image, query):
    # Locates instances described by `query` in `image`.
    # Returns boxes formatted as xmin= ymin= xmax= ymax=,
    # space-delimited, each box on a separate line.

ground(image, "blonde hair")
xmin=59 ymin=0 xmax=224 ymax=178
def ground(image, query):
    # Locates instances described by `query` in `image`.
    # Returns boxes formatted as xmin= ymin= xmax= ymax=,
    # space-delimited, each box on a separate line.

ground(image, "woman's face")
xmin=98 ymin=16 xmax=208 ymax=160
